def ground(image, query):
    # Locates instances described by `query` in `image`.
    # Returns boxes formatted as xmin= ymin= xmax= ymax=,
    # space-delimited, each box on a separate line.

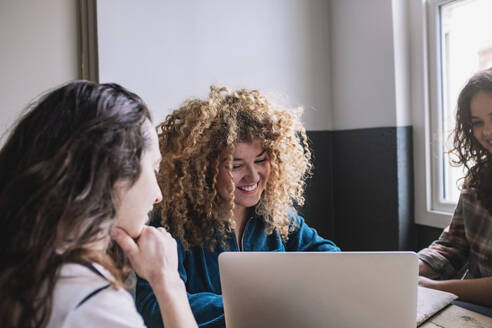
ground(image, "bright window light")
xmin=438 ymin=0 xmax=492 ymax=204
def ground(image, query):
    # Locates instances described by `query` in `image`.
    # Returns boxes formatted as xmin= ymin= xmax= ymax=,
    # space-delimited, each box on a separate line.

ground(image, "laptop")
xmin=218 ymin=252 xmax=418 ymax=328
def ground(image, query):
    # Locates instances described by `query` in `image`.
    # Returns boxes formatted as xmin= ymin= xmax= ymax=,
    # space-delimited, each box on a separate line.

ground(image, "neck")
xmin=233 ymin=205 xmax=248 ymax=227
xmin=233 ymin=205 xmax=250 ymax=248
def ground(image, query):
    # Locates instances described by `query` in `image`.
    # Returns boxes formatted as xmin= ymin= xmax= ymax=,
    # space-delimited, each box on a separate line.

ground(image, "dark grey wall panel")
xmin=301 ymin=131 xmax=335 ymax=241
xmin=415 ymin=224 xmax=442 ymax=251
xmin=302 ymin=127 xmax=414 ymax=251
xmin=332 ymin=127 xmax=398 ymax=250
xmin=397 ymin=127 xmax=416 ymax=250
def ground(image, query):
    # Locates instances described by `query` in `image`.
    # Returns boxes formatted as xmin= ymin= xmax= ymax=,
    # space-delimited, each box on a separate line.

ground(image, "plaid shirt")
xmin=418 ymin=189 xmax=492 ymax=279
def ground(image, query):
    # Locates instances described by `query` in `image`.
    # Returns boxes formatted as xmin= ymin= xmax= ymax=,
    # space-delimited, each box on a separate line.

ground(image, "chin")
xmin=236 ymin=199 xmax=261 ymax=209
xmin=124 ymin=225 xmax=144 ymax=239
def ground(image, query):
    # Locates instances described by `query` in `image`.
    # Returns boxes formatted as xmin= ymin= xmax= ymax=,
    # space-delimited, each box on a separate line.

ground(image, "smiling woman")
xmin=136 ymin=86 xmax=340 ymax=328
xmin=418 ymin=68 xmax=492 ymax=308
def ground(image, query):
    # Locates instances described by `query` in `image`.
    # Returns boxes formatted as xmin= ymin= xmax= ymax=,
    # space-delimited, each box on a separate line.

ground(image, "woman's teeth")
xmin=238 ymin=183 xmax=258 ymax=191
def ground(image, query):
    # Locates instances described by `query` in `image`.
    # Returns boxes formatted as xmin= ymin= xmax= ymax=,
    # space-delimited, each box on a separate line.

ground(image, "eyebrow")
xmin=472 ymin=113 xmax=492 ymax=118
xmin=233 ymin=150 xmax=266 ymax=161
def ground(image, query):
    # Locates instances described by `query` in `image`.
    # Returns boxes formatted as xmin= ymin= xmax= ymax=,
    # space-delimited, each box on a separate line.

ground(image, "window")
xmin=413 ymin=0 xmax=492 ymax=227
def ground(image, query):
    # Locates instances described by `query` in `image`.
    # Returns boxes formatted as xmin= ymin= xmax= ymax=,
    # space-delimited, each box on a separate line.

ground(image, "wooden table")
xmin=420 ymin=304 xmax=492 ymax=327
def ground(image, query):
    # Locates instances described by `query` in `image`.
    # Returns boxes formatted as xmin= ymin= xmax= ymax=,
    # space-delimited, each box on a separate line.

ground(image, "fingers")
xmin=157 ymin=226 xmax=175 ymax=239
xmin=112 ymin=227 xmax=139 ymax=258
xmin=157 ymin=226 xmax=173 ymax=239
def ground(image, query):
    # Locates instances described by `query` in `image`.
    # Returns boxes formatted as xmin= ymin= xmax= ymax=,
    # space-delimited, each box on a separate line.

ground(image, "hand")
xmin=112 ymin=226 xmax=180 ymax=287
xmin=113 ymin=226 xmax=198 ymax=328
xmin=418 ymin=276 xmax=439 ymax=289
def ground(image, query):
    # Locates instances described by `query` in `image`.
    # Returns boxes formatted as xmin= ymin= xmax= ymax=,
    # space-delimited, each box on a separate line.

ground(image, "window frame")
xmin=412 ymin=0 xmax=457 ymax=228
xmin=427 ymin=0 xmax=460 ymax=214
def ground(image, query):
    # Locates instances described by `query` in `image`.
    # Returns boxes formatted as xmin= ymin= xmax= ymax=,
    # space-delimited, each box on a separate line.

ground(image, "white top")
xmin=46 ymin=263 xmax=146 ymax=328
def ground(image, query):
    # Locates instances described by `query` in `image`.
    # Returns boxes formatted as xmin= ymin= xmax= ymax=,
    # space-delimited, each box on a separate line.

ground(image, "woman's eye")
xmin=255 ymin=158 xmax=267 ymax=164
xmin=472 ymin=121 xmax=483 ymax=127
xmin=232 ymin=164 xmax=242 ymax=169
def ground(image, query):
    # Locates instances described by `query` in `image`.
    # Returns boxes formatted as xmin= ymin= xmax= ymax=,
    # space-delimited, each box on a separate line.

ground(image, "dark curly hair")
xmin=452 ymin=67 xmax=492 ymax=211
xmin=0 ymin=80 xmax=152 ymax=328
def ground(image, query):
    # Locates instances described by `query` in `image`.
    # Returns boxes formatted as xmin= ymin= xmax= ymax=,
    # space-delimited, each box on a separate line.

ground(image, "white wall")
xmin=0 ymin=0 xmax=413 ymax=135
xmin=97 ymin=0 xmax=333 ymax=130
xmin=392 ymin=0 xmax=412 ymax=128
xmin=330 ymin=0 xmax=411 ymax=130
xmin=0 ymin=1 xmax=79 ymax=137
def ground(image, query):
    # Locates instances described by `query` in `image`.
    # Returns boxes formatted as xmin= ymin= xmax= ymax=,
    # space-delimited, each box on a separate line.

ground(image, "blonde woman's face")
xmin=471 ymin=91 xmax=492 ymax=154
xmin=217 ymin=140 xmax=271 ymax=211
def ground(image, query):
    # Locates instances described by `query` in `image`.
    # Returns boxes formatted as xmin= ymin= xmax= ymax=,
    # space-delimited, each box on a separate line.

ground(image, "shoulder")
xmin=257 ymin=208 xmax=306 ymax=231
xmin=51 ymin=263 xmax=112 ymax=309
xmin=459 ymin=188 xmax=486 ymax=211
xmin=287 ymin=209 xmax=305 ymax=228
xmin=460 ymin=187 xmax=479 ymax=200
xmin=63 ymin=285 xmax=145 ymax=327
xmin=48 ymin=263 xmax=144 ymax=328
xmin=250 ymin=209 xmax=301 ymax=230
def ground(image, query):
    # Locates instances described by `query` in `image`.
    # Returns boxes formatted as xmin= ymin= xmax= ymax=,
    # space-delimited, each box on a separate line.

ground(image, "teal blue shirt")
xmin=136 ymin=212 xmax=339 ymax=328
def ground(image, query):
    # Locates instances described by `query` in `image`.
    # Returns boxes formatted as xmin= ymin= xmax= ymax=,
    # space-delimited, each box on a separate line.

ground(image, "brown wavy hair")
xmin=156 ymin=86 xmax=311 ymax=250
xmin=0 ymin=81 xmax=152 ymax=328
xmin=451 ymin=67 xmax=492 ymax=211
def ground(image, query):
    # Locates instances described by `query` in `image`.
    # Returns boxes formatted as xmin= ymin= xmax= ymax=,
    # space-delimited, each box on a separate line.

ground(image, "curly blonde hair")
xmin=156 ymin=86 xmax=312 ymax=250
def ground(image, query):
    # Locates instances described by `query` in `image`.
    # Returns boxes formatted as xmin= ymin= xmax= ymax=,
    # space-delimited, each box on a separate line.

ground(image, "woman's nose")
xmin=154 ymin=189 xmax=163 ymax=204
xmin=245 ymin=166 xmax=260 ymax=182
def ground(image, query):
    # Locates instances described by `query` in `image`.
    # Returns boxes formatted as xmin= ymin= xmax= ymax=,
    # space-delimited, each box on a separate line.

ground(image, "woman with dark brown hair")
xmin=0 ymin=81 xmax=197 ymax=327
xmin=418 ymin=67 xmax=492 ymax=308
